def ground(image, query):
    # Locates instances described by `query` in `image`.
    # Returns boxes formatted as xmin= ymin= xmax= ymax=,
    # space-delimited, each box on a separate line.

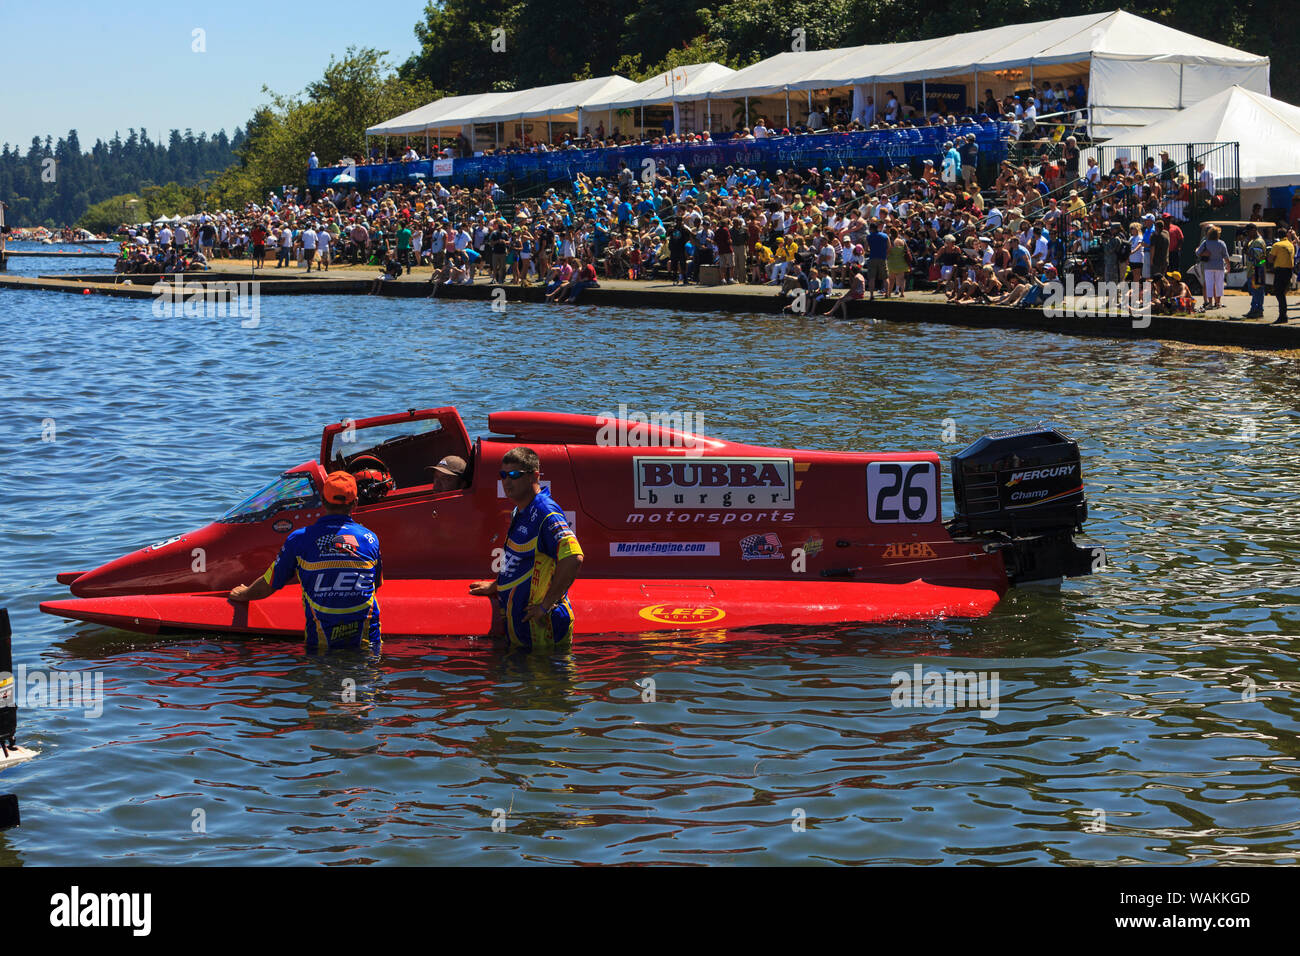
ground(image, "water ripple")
xmin=2 ymin=274 xmax=1299 ymax=864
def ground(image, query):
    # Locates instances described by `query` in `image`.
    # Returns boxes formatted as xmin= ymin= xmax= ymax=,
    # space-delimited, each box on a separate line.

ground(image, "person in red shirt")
xmin=746 ymin=218 xmax=762 ymax=282
xmin=250 ymin=221 xmax=268 ymax=269
xmin=1164 ymin=214 xmax=1184 ymax=269
xmin=715 ymin=221 xmax=734 ymax=283
xmin=1040 ymin=154 xmax=1061 ymax=191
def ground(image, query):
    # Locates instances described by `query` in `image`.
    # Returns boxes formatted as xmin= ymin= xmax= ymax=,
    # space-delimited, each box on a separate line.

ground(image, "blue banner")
xmin=308 ymin=124 xmax=1013 ymax=192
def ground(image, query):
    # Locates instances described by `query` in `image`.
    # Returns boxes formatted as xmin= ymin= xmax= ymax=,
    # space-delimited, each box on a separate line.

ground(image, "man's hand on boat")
xmin=468 ymin=580 xmax=498 ymax=597
xmin=228 ymin=579 xmax=271 ymax=602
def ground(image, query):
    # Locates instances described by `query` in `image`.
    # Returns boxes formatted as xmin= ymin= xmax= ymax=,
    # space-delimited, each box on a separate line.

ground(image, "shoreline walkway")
xmin=5 ymin=259 xmax=1300 ymax=352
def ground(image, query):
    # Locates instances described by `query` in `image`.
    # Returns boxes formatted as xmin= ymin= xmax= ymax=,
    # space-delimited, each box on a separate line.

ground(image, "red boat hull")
xmin=39 ymin=577 xmax=1003 ymax=638
xmin=36 ymin=407 xmax=1100 ymax=639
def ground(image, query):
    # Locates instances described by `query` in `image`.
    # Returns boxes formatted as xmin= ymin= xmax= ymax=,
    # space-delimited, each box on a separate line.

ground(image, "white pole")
xmin=707 ymin=96 xmax=711 ymax=130
xmin=922 ymin=79 xmax=927 ymax=118
xmin=807 ymin=89 xmax=812 ymax=127
xmin=1086 ymin=54 xmax=1094 ymax=139
xmin=973 ymin=70 xmax=979 ymax=113
xmin=745 ymin=95 xmax=750 ymax=127
xmin=785 ymin=88 xmax=790 ymax=130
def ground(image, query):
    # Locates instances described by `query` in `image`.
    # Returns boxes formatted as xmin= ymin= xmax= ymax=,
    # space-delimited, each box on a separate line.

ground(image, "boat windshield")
xmin=219 ymin=473 xmax=319 ymax=523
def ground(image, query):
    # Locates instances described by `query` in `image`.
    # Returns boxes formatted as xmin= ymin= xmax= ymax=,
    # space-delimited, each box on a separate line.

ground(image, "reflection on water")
xmin=1 ymin=288 xmax=1299 ymax=864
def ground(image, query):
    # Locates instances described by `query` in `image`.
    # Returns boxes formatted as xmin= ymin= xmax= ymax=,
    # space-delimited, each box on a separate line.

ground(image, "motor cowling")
xmin=949 ymin=427 xmax=1101 ymax=584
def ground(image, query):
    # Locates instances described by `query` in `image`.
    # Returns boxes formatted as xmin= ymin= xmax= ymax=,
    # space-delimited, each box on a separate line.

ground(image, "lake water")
xmin=2 ymin=243 xmax=1299 ymax=865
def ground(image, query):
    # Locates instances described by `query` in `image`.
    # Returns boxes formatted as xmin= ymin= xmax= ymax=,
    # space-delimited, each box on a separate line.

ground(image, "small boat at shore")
xmin=1 ymin=609 xmax=38 ymax=780
xmin=40 ymin=408 xmax=1101 ymax=638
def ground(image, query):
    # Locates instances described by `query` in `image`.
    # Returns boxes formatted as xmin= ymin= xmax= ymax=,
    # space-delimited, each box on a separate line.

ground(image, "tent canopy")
xmin=364 ymin=10 xmax=1269 ymax=141
xmin=366 ymin=92 xmax=510 ymax=136
xmin=580 ymin=62 xmax=735 ymax=112
xmin=427 ymin=76 xmax=637 ymax=130
xmin=698 ymin=11 xmax=1267 ymax=96
xmin=692 ymin=48 xmax=865 ymax=100
xmin=366 ymin=77 xmax=638 ymax=136
xmin=1082 ymin=86 xmax=1300 ymax=189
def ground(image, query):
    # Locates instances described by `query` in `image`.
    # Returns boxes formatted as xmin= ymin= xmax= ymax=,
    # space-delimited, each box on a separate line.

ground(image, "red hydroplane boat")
xmin=39 ymin=408 xmax=1101 ymax=638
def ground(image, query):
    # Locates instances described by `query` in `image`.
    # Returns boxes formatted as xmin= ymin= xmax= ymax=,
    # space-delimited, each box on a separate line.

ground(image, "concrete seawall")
xmin=5 ymin=262 xmax=1299 ymax=351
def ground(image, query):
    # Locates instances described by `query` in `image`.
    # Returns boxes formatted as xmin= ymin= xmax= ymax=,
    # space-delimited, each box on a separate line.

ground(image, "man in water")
xmin=228 ymin=471 xmax=383 ymax=652
xmin=469 ymin=447 xmax=583 ymax=650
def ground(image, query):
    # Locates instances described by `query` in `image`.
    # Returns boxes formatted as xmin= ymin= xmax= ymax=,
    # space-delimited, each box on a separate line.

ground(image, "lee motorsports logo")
xmin=634 ymin=457 xmax=795 ymax=509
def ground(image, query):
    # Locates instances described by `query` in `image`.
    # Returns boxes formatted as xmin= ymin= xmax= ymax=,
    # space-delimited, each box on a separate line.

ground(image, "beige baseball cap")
xmin=428 ymin=455 xmax=467 ymax=478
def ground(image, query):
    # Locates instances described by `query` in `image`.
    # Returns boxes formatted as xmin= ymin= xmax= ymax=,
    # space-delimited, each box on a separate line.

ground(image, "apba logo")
xmin=882 ymin=542 xmax=938 ymax=559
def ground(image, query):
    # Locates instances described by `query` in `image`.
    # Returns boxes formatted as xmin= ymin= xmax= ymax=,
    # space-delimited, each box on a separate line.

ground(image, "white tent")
xmin=365 ymin=92 xmax=506 ymax=137
xmin=362 ymin=10 xmax=1269 ymax=148
xmin=688 ymin=49 xmax=855 ymax=100
xmin=692 ymin=11 xmax=1269 ymax=138
xmin=577 ymin=62 xmax=736 ymax=134
xmin=434 ymin=74 xmax=637 ymax=127
xmin=366 ymin=78 xmax=638 ymax=151
xmin=1082 ymin=86 xmax=1300 ymax=213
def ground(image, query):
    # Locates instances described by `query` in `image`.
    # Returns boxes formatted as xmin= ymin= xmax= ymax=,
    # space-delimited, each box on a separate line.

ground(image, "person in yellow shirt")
xmin=1067 ymin=190 xmax=1087 ymax=218
xmin=768 ymin=237 xmax=788 ymax=282
xmin=755 ymin=241 xmax=774 ymax=283
xmin=1268 ymin=231 xmax=1296 ymax=324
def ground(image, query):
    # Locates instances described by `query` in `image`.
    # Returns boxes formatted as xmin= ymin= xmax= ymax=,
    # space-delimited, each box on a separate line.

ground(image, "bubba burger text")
xmin=634 ymin=457 xmax=794 ymax=509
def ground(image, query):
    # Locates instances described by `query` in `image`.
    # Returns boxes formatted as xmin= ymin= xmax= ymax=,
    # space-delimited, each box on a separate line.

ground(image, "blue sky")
xmin=0 ymin=1 xmax=428 ymax=150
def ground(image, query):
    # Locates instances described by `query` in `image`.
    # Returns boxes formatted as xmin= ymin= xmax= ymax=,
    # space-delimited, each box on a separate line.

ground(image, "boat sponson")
xmin=39 ymin=577 xmax=1001 ymax=638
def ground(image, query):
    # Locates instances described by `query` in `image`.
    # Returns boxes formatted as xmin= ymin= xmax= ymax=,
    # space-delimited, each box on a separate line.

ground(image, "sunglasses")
xmin=499 ymin=469 xmax=536 ymax=481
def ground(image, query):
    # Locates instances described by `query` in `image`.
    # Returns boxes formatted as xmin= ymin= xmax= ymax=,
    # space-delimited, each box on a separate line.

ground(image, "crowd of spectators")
xmin=116 ymin=106 xmax=1277 ymax=318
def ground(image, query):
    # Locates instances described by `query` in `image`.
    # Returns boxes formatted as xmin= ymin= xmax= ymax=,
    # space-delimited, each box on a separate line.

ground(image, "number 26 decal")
xmin=867 ymin=461 xmax=938 ymax=523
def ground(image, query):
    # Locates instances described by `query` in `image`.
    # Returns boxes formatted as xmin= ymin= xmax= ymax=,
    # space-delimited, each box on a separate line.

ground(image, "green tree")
xmin=400 ymin=0 xmax=525 ymax=93
xmin=212 ymin=47 xmax=436 ymax=202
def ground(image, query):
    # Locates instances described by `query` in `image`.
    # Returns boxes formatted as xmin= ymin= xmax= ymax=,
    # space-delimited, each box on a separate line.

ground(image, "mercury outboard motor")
xmin=948 ymin=427 xmax=1102 ymax=584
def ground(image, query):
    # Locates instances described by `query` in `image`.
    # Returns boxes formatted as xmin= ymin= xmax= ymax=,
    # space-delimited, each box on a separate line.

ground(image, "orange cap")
xmin=322 ymin=471 xmax=358 ymax=505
